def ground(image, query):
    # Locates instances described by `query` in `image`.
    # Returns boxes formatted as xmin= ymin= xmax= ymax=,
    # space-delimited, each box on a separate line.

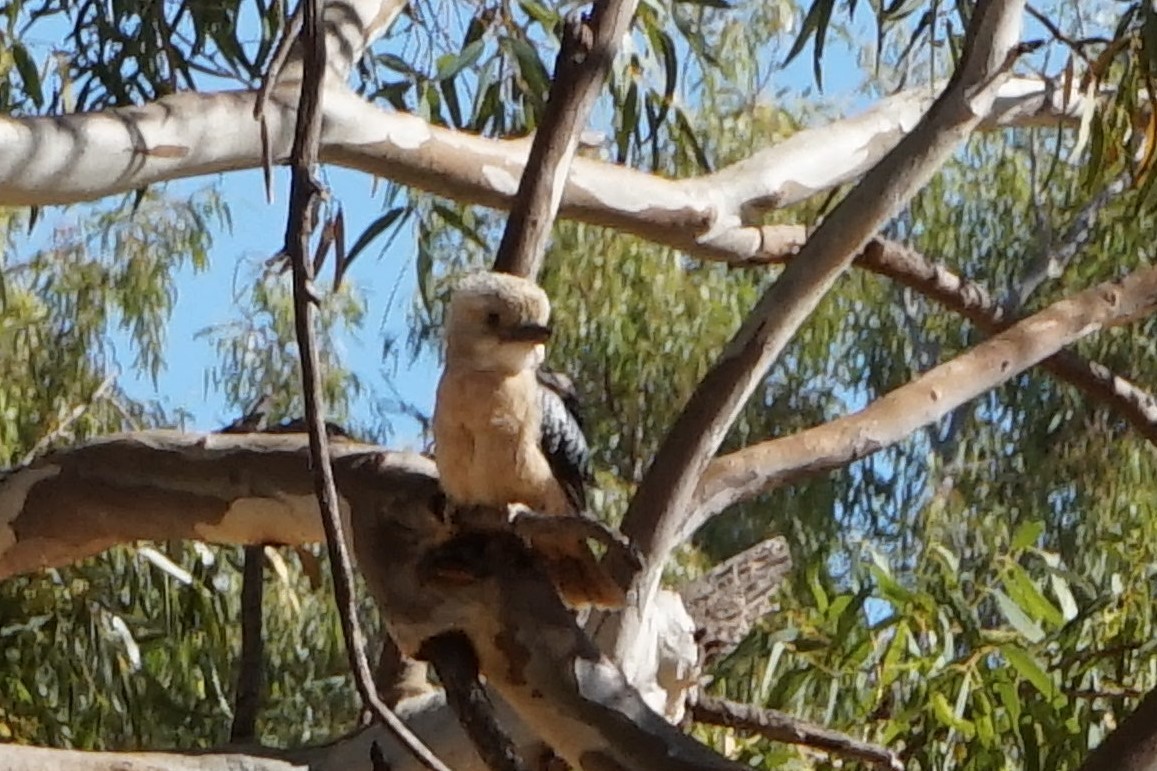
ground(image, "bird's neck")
xmin=444 ymin=343 xmax=544 ymax=376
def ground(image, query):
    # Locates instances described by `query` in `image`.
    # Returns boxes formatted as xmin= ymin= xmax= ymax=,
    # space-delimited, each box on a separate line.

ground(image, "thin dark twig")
xmin=690 ymin=694 xmax=903 ymax=771
xmin=255 ymin=7 xmax=305 ymax=203
xmin=1024 ymin=4 xmax=1104 ymax=66
xmin=420 ymin=633 xmax=529 ymax=771
xmin=492 ymin=0 xmax=637 ymax=279
xmin=1007 ymin=171 xmax=1129 ymax=311
xmin=281 ymin=1 xmax=449 ymax=768
xmin=219 ymin=399 xmax=272 ymax=743
xmin=231 ymin=545 xmax=265 ymax=742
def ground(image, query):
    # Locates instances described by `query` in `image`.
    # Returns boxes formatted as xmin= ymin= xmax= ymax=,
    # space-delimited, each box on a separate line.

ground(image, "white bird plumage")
xmin=432 ymin=271 xmax=623 ymax=608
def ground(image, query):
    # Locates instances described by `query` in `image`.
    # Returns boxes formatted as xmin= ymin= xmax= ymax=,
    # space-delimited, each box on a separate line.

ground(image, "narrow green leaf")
xmin=12 ymin=42 xmax=43 ymax=108
xmin=436 ymin=39 xmax=485 ymax=82
xmin=783 ymin=0 xmax=836 ymax=88
xmin=674 ymin=108 xmax=712 ymax=172
xmin=1003 ymin=564 xmax=1064 ymax=629
xmin=441 ymin=79 xmax=463 ymax=128
xmin=1010 ymin=520 xmax=1044 ymax=551
xmin=506 ymin=37 xmax=550 ymax=99
xmin=346 ymin=207 xmax=406 ymax=265
xmin=518 ymin=0 xmax=559 ymax=27
xmin=1001 ymin=644 xmax=1054 ymax=698
xmin=992 ymin=589 xmax=1045 ymax=643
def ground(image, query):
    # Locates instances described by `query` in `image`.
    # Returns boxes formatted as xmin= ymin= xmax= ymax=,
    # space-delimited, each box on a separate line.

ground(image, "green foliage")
xmin=0 ymin=190 xmax=224 ymax=463
xmin=0 ymin=543 xmax=376 ymax=748
xmin=199 ymin=257 xmax=368 ymax=427
xmin=0 ymin=187 xmax=378 ymax=749
xmin=2 ymin=0 xmax=1157 ymax=765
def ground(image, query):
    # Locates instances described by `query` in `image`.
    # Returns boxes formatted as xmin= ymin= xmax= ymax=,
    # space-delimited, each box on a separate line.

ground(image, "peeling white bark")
xmin=0 ymin=75 xmax=1089 ymax=262
xmin=0 ymin=431 xmax=725 ymax=770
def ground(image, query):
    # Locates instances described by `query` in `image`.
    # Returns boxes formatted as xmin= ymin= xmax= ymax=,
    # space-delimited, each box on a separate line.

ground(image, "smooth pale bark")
xmin=0 ymin=431 xmax=727 ymax=770
xmin=692 ymin=264 xmax=1157 ymax=530
xmin=700 ymin=228 xmax=1157 ymax=484
xmin=612 ymin=0 xmax=1029 ymax=672
xmin=0 ymin=76 xmax=1086 ymax=259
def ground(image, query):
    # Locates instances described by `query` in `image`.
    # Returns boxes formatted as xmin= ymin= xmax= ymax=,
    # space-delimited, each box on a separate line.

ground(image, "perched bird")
xmin=433 ymin=271 xmax=625 ymax=608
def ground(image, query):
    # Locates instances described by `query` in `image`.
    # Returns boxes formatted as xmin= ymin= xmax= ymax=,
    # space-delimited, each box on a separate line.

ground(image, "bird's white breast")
xmin=433 ymin=368 xmax=568 ymax=515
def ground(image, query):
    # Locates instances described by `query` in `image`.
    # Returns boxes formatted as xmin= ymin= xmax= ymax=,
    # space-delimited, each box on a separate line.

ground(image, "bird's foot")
xmin=508 ymin=508 xmax=642 ymax=572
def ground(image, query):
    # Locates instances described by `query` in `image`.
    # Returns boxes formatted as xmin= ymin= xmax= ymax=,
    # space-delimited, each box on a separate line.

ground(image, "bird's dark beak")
xmin=506 ymin=323 xmax=552 ymax=343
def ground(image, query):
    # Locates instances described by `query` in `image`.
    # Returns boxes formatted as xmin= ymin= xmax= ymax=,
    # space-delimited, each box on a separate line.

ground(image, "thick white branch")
xmin=0 ymin=75 xmax=1087 ymax=250
xmin=0 ymin=431 xmax=728 ymax=770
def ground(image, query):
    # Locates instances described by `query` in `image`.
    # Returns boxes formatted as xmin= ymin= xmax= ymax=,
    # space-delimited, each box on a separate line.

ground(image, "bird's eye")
xmin=486 ymin=312 xmax=500 ymax=327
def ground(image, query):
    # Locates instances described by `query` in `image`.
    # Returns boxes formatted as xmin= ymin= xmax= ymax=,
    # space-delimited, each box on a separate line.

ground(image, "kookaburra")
xmin=433 ymin=271 xmax=624 ymax=608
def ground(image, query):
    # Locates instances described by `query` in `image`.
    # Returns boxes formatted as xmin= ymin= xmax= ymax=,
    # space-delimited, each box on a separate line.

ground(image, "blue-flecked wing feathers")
xmin=536 ymin=369 xmax=593 ymax=514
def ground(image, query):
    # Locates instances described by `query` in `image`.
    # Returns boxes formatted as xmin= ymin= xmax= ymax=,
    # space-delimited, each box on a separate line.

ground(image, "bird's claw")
xmin=508 ymin=508 xmax=641 ymax=570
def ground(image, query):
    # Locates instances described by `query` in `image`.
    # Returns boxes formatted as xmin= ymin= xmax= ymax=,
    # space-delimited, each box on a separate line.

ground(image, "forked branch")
xmin=280 ymin=1 xmax=448 ymax=768
xmin=618 ymin=0 xmax=1030 ymax=617
xmin=690 ymin=264 xmax=1157 ymax=531
xmin=492 ymin=0 xmax=638 ymax=279
xmin=690 ymin=694 xmax=903 ymax=771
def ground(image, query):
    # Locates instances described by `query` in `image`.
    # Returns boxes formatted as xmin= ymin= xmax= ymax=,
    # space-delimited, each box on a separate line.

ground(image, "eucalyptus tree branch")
xmin=281 ymin=2 xmax=448 ymax=769
xmin=0 ymin=434 xmax=717 ymax=770
xmin=492 ymin=0 xmax=637 ymax=279
xmin=219 ymin=399 xmax=275 ymax=743
xmin=0 ymin=72 xmax=1089 ymax=227
xmin=858 ymin=237 xmax=1157 ymax=445
xmin=690 ymin=263 xmax=1157 ymax=529
xmin=615 ymin=0 xmax=1030 ymax=627
xmin=723 ymin=225 xmax=1157 ymax=444
xmin=689 ymin=694 xmax=903 ymax=771
xmin=419 ymin=633 xmax=529 ymax=771
xmin=1077 ymin=685 xmax=1157 ymax=771
xmin=678 ymin=536 xmax=792 ymax=668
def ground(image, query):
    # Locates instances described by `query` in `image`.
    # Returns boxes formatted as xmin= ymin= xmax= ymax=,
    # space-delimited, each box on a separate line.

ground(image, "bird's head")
xmin=444 ymin=271 xmax=552 ymax=373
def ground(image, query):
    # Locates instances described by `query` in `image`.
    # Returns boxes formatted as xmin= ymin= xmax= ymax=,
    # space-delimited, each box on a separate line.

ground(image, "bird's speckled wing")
xmin=536 ymin=369 xmax=593 ymax=513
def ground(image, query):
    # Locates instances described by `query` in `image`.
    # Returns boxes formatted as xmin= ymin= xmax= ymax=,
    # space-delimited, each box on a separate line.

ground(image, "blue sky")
xmin=113 ymin=166 xmax=440 ymax=447
xmin=94 ymin=7 xmax=862 ymax=447
xmin=18 ymin=1 xmax=898 ymax=448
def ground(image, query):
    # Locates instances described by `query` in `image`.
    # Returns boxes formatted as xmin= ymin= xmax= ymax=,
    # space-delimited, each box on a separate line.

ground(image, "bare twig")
xmin=281 ymin=0 xmax=449 ymax=768
xmin=1025 ymin=4 xmax=1106 ymax=66
xmin=216 ymin=397 xmax=273 ymax=743
xmin=254 ymin=8 xmax=304 ymax=203
xmin=19 ymin=373 xmax=117 ymax=465
xmin=231 ymin=544 xmax=265 ymax=742
xmin=492 ymin=0 xmax=637 ymax=279
xmin=691 ymin=264 xmax=1157 ymax=528
xmin=690 ymin=694 xmax=903 ymax=771
xmin=617 ymin=0 xmax=1029 ymax=613
xmin=1007 ymin=171 xmax=1129 ymax=310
